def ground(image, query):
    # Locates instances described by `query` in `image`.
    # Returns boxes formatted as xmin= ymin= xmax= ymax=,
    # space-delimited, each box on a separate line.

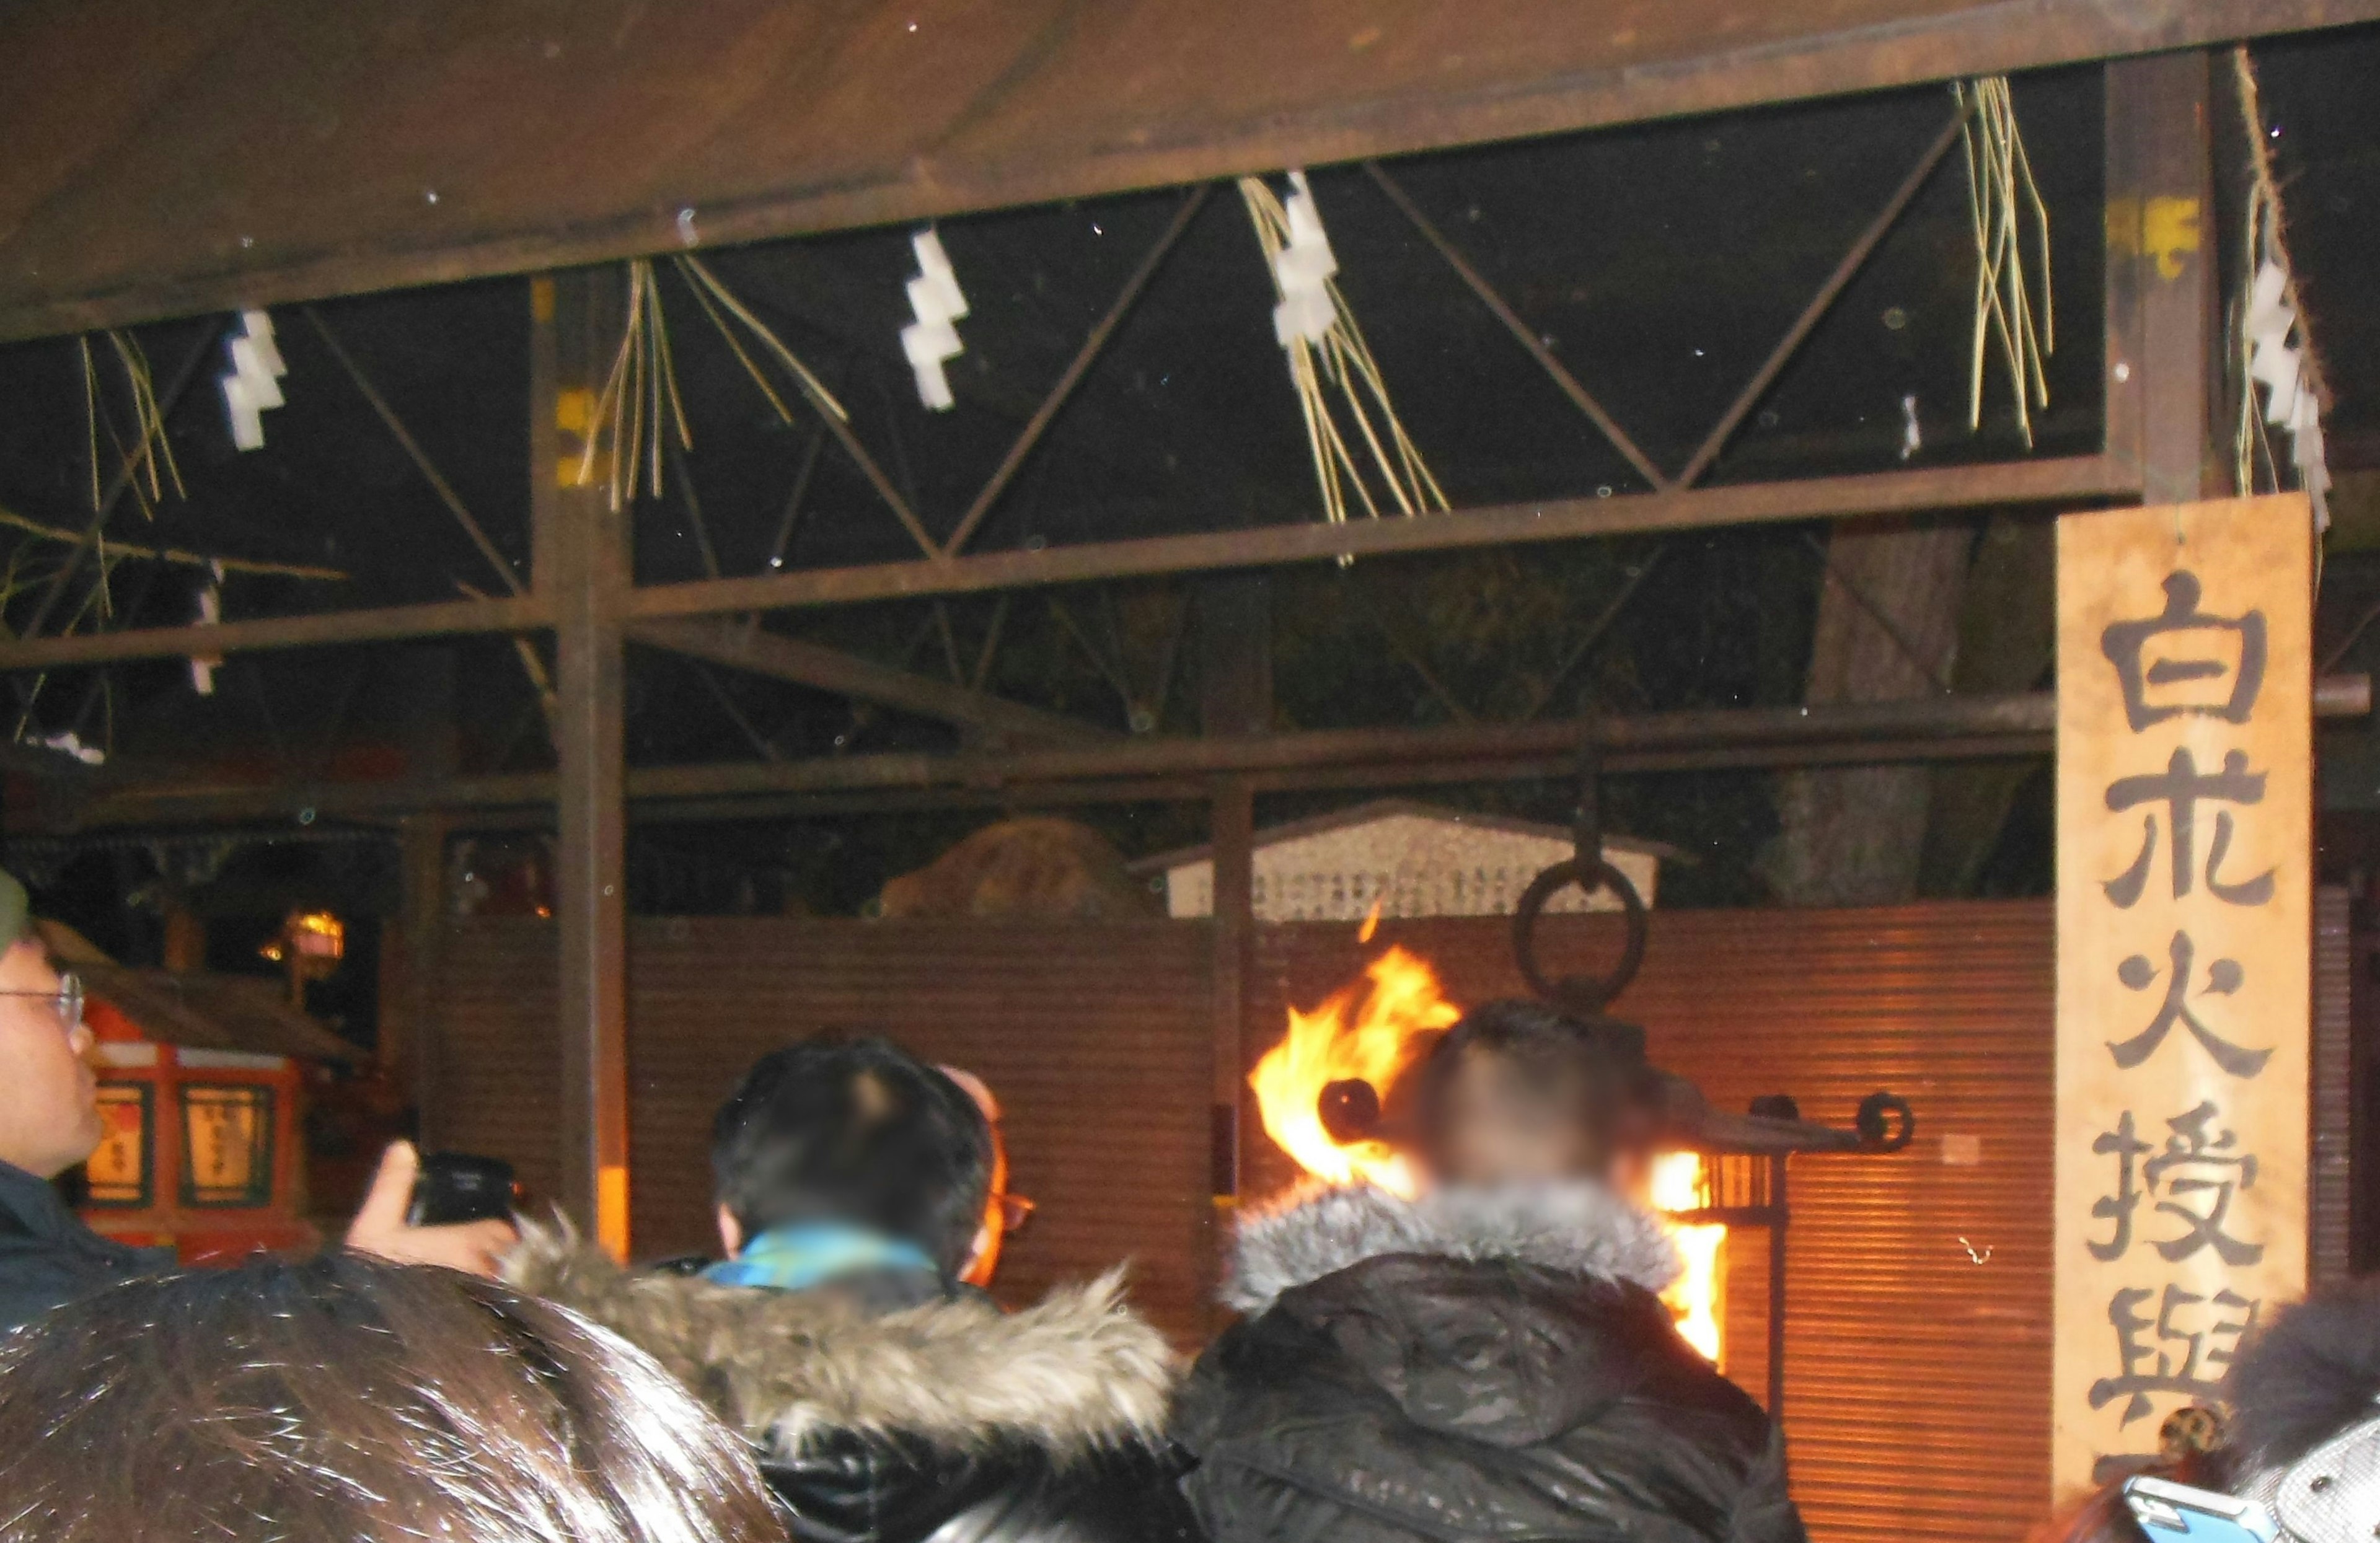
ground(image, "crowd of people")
xmin=0 ymin=866 xmax=2370 ymax=1542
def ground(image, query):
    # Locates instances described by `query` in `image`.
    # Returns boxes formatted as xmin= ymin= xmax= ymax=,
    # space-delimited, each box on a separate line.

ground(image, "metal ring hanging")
xmin=1512 ymin=728 xmax=1648 ymax=1014
xmin=1854 ymin=1091 xmax=1918 ymax=1152
xmin=1511 ymin=854 xmax=1648 ymax=1014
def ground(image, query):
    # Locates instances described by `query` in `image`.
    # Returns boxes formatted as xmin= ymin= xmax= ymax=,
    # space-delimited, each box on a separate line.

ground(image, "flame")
xmin=1251 ymin=946 xmax=1459 ymax=1197
xmin=1253 ymin=946 xmax=1726 ymax=1367
xmin=1357 ymin=899 xmax=1382 ymax=944
xmin=1651 ymin=1151 xmax=1727 ymax=1365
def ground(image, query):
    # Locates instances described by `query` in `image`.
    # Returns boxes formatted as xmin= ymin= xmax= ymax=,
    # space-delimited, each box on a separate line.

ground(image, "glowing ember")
xmin=1251 ymin=945 xmax=1459 ymax=1196
xmin=1651 ymin=1151 xmax=1727 ymax=1365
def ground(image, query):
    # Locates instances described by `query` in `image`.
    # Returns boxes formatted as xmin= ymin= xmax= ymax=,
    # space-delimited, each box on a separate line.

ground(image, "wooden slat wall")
xmin=437 ymin=919 xmax=563 ymax=1204
xmin=433 ymin=917 xmax=1215 ymax=1345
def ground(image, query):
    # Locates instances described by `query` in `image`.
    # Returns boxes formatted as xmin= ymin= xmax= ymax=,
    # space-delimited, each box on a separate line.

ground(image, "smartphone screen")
xmin=2123 ymin=1475 xmax=2279 ymax=1543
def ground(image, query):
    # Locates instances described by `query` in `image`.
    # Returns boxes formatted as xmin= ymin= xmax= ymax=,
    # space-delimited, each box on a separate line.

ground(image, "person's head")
xmin=1410 ymin=999 xmax=1651 ymax=1189
xmin=0 ymin=1252 xmax=785 ymax=1543
xmin=711 ymin=1035 xmax=993 ymax=1276
xmin=0 ymin=871 xmax=99 ymax=1179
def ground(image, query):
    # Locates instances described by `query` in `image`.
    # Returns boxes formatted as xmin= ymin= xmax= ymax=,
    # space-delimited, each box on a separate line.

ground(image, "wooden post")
xmin=382 ymin=645 xmax=457 ymax=1138
xmin=2105 ymin=52 xmax=2218 ymax=505
xmin=160 ymin=902 xmax=205 ymax=972
xmin=394 ymin=813 xmax=451 ymax=1144
xmin=534 ymin=271 xmax=632 ymax=1259
xmin=1199 ymin=574 xmax=1270 ymax=1309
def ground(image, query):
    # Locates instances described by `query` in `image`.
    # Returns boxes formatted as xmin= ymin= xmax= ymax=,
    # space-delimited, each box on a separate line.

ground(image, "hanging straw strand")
xmin=575 ymin=258 xmax=698 ymax=511
xmin=1238 ymin=174 xmax=1446 ymax=538
xmin=77 ymin=338 xmax=99 ymax=512
xmin=1954 ymin=78 xmax=2053 ymax=448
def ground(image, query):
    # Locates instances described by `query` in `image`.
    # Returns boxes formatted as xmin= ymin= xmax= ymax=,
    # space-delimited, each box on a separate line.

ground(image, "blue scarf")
xmin=702 ymin=1222 xmax=939 ymax=1291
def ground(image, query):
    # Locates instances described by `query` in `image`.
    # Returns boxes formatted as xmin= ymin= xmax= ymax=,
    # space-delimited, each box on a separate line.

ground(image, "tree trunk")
xmin=1765 ymin=519 xmax=1970 ymax=907
xmin=1918 ymin=513 xmax=2055 ymax=895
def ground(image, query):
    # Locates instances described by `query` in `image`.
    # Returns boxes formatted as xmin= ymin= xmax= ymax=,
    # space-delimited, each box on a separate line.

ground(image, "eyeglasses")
xmin=0 ymin=971 xmax=83 ymax=1032
xmin=997 ymin=1194 xmax=1036 ymax=1233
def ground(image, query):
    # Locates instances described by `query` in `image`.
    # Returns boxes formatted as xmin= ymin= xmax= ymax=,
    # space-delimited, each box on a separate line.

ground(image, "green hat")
xmin=0 ymin=869 xmax=30 ymax=947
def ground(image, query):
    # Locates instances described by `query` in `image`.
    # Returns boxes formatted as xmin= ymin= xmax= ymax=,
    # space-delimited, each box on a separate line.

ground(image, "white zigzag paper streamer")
xmin=219 ymin=309 xmax=287 ymax=452
xmin=900 ymin=229 xmax=969 ymax=411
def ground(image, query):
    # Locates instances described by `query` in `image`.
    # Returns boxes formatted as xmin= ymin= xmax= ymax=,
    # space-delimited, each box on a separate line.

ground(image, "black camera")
xmin=404 ymin=1152 xmax=519 ymax=1228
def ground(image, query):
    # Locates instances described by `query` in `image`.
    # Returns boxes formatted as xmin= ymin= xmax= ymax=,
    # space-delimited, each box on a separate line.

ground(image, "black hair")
xmin=710 ymin=1035 xmax=993 ymax=1274
xmin=1411 ymin=998 xmax=1652 ymax=1158
xmin=0 ymin=1252 xmax=784 ymax=1543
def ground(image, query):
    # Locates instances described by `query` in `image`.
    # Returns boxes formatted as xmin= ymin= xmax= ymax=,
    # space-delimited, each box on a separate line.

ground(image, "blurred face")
xmin=1424 ymin=1049 xmax=1613 ymax=1189
xmin=0 ymin=940 xmax=100 ymax=1179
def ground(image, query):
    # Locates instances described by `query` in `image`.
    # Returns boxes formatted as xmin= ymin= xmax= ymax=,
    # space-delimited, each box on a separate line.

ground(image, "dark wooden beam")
xmin=624 ymin=455 xmax=2136 ymax=618
xmin=0 ymin=459 xmax=2135 ymax=674
xmin=2 ymin=731 xmax=2058 ymax=833
xmin=4 ymin=1 xmax=2373 ymax=341
xmin=0 ymin=593 xmax=547 ymax=672
xmin=536 ymin=271 xmax=632 ymax=1259
xmin=626 ymin=617 xmax=1113 ymax=744
xmin=58 ymin=673 xmax=2369 ymax=831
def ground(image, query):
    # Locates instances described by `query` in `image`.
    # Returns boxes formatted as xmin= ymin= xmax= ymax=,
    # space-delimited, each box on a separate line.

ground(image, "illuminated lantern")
xmin=260 ymin=909 xmax=346 ymax=1003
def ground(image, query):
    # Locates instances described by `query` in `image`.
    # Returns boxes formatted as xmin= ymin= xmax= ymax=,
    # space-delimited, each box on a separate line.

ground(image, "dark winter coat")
xmin=508 ymin=1230 xmax=1204 ymax=1543
xmin=1173 ymin=1183 xmax=1806 ymax=1543
xmin=0 ymin=1159 xmax=172 ymax=1337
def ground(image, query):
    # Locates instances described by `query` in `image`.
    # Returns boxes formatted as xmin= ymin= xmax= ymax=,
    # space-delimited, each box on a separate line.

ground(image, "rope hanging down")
xmin=1952 ymin=78 xmax=2053 ymax=449
xmin=1239 ymin=172 xmax=1447 ymax=539
xmin=2231 ymin=46 xmax=2332 ymax=531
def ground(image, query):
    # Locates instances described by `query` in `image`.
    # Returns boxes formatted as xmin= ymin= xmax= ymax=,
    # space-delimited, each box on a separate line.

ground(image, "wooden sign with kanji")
xmin=2052 ymin=493 xmax=2312 ymax=1497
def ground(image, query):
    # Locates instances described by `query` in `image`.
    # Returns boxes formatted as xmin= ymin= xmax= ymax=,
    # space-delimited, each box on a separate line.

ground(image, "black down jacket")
xmin=1173 ymin=1183 xmax=1805 ymax=1543
xmin=509 ymin=1230 xmax=1203 ymax=1543
xmin=0 ymin=1158 xmax=174 ymax=1338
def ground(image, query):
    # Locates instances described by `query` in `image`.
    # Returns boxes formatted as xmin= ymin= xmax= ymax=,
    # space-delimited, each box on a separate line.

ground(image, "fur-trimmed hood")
xmin=505 ymin=1227 xmax=1176 ymax=1464
xmin=1222 ymin=1180 xmax=1681 ymax=1315
xmin=2226 ymin=1277 xmax=2380 ymax=1472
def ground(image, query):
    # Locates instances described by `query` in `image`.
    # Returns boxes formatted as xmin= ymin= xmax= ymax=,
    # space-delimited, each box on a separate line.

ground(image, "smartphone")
xmin=2122 ymin=1475 xmax=2278 ymax=1543
xmin=405 ymin=1152 xmax=518 ymax=1228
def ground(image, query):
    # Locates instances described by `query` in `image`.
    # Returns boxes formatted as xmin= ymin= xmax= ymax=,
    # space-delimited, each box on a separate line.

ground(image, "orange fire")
xmin=1251 ymin=945 xmax=1458 ymax=1196
xmin=1651 ymin=1152 xmax=1727 ymax=1365
xmin=1251 ymin=942 xmax=1724 ymax=1366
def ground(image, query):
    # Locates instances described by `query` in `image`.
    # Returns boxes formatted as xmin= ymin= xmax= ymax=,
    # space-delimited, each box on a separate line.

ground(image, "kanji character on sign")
xmin=2088 ymin=1111 xmax=2151 ymax=1262
xmin=2144 ymin=1101 xmax=2262 ymax=1267
xmin=2110 ymin=931 xmax=2268 ymax=1077
xmin=2099 ymin=571 xmax=2268 ymax=732
xmin=2102 ymin=748 xmax=2276 ymax=908
xmin=2088 ymin=1285 xmax=2259 ymax=1425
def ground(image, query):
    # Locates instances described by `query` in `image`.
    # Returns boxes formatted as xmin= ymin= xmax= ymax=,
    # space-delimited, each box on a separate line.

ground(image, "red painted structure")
xmin=81 ymin=998 xmax=317 ymax=1265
